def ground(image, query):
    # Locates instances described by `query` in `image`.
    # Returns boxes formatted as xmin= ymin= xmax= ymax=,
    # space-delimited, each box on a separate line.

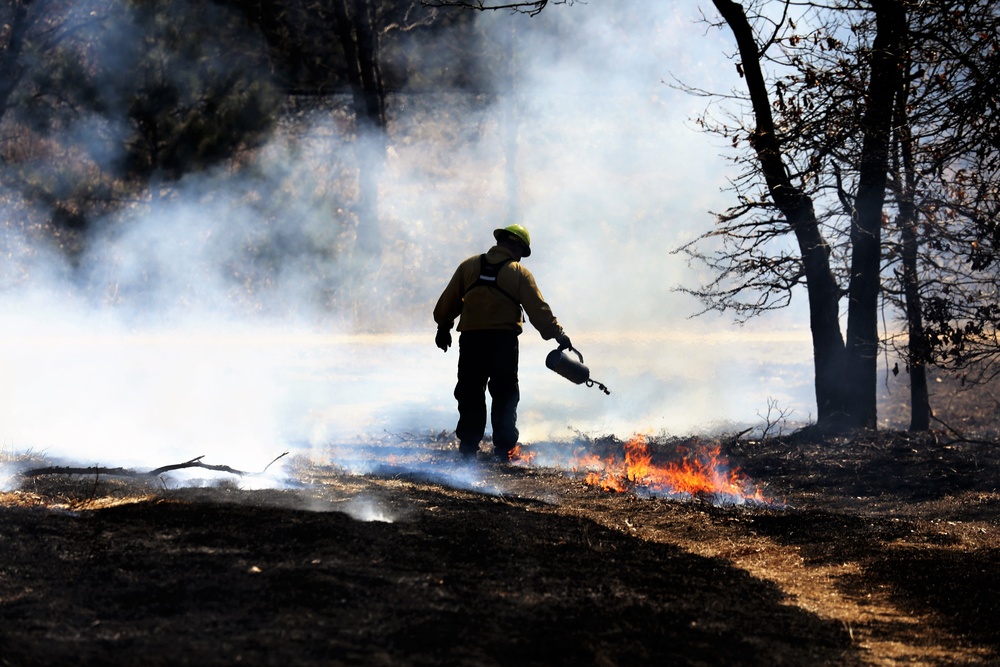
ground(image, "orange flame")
xmin=575 ymin=434 xmax=771 ymax=505
xmin=510 ymin=444 xmax=536 ymax=465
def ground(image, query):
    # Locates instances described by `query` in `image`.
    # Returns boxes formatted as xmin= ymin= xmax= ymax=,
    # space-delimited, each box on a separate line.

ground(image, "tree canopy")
xmin=677 ymin=0 xmax=1000 ymax=430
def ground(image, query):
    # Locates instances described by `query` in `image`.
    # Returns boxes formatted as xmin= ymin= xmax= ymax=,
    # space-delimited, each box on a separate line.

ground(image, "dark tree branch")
xmin=20 ymin=453 xmax=290 ymax=479
xmin=420 ymin=0 xmax=573 ymax=17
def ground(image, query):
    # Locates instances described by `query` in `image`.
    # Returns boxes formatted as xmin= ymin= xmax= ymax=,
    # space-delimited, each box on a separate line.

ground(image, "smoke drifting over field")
xmin=0 ymin=2 xmax=817 ymax=481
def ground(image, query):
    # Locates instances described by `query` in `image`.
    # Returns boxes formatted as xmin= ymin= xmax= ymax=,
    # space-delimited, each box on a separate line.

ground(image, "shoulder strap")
xmin=465 ymin=254 xmax=520 ymax=305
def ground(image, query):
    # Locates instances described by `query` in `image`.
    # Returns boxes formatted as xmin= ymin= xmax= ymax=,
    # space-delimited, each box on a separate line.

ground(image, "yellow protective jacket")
xmin=433 ymin=245 xmax=564 ymax=339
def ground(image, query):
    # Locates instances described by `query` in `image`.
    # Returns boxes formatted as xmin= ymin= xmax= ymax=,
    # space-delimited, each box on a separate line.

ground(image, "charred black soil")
xmin=2 ymin=422 xmax=1000 ymax=666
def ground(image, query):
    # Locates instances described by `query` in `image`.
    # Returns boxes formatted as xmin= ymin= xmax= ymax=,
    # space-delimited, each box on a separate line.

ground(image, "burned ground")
xmin=0 ymin=473 xmax=851 ymax=666
xmin=1 ymin=365 xmax=999 ymax=666
xmin=2 ymin=420 xmax=1000 ymax=666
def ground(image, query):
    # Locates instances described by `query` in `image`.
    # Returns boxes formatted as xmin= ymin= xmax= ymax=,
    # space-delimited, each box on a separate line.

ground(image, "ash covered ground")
xmin=3 ymin=385 xmax=1000 ymax=667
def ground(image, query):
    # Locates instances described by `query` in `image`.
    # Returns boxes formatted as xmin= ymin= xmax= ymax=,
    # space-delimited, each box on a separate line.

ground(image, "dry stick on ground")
xmin=730 ymin=427 xmax=753 ymax=444
xmin=930 ymin=414 xmax=996 ymax=446
xmin=20 ymin=452 xmax=290 ymax=479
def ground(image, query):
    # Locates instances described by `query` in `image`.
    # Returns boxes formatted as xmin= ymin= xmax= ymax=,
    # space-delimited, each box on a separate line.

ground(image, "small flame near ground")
xmin=567 ymin=434 xmax=774 ymax=506
xmin=510 ymin=445 xmax=536 ymax=465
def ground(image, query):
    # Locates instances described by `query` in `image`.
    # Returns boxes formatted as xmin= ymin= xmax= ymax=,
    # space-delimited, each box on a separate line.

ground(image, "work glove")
xmin=435 ymin=327 xmax=452 ymax=352
xmin=555 ymin=332 xmax=572 ymax=350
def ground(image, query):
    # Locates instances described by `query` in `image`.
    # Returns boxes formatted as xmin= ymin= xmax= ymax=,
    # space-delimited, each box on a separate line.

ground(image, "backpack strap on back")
xmin=466 ymin=254 xmax=520 ymax=306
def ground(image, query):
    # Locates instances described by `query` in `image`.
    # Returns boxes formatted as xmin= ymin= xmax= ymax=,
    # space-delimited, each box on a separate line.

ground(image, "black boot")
xmin=459 ymin=441 xmax=480 ymax=460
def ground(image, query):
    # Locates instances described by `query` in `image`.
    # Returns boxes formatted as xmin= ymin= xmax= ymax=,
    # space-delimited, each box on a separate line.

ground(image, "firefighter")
xmin=433 ymin=224 xmax=571 ymax=462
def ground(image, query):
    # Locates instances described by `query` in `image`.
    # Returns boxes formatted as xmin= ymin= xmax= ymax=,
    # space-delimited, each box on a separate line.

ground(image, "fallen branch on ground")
xmin=20 ymin=452 xmax=289 ymax=479
xmin=931 ymin=414 xmax=996 ymax=447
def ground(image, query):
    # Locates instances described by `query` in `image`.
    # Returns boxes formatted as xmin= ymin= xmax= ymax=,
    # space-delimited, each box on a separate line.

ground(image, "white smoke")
xmin=0 ymin=2 xmax=825 ymax=488
xmin=341 ymin=496 xmax=397 ymax=523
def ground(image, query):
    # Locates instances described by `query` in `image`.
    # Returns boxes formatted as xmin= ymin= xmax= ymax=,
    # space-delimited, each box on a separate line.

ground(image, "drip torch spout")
xmin=587 ymin=378 xmax=611 ymax=395
xmin=545 ymin=344 xmax=611 ymax=395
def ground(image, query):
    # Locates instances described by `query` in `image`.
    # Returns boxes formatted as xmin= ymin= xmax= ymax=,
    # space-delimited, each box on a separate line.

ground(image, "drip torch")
xmin=545 ymin=343 xmax=611 ymax=395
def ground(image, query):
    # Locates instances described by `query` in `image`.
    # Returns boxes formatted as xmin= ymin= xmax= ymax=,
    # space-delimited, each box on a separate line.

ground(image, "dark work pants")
xmin=454 ymin=330 xmax=520 ymax=456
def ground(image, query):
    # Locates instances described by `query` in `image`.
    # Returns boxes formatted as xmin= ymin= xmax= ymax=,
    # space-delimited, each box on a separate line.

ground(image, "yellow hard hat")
xmin=493 ymin=224 xmax=531 ymax=256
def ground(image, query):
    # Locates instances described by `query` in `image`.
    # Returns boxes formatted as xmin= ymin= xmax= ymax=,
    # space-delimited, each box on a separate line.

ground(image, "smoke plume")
xmin=0 ymin=2 xmax=817 ymax=488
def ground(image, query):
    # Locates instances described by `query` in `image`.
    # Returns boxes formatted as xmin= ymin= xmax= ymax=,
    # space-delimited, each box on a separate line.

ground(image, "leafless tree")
xmin=680 ymin=0 xmax=1000 ymax=431
xmin=679 ymin=0 xmax=906 ymax=430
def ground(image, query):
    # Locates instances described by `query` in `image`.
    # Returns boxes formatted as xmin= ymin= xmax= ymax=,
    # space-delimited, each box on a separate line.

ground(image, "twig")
xmin=20 ymin=465 xmax=135 ymax=478
xmin=147 ymin=456 xmax=248 ymax=477
xmin=21 ymin=452 xmax=290 ymax=480
xmin=931 ymin=414 xmax=996 ymax=447
xmin=262 ymin=451 xmax=290 ymax=473
xmin=757 ymin=397 xmax=793 ymax=438
xmin=729 ymin=428 xmax=753 ymax=445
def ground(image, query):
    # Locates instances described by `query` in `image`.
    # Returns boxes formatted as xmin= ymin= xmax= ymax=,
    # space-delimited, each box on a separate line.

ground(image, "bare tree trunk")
xmin=893 ymin=51 xmax=931 ymax=431
xmin=713 ymin=0 xmax=850 ymax=429
xmin=900 ymin=210 xmax=930 ymax=430
xmin=332 ymin=0 xmax=386 ymax=264
xmin=845 ymin=0 xmax=907 ymax=429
